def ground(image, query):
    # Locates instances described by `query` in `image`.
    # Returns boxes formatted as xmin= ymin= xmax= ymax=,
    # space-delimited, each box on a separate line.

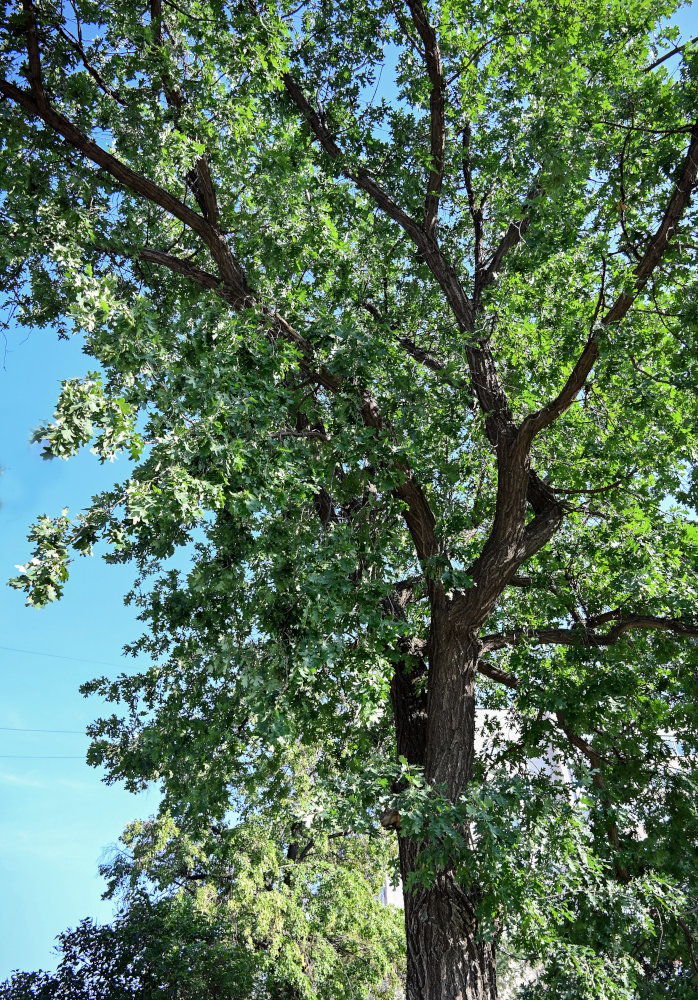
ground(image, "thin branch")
xmin=269 ymin=429 xmax=331 ymax=442
xmin=360 ymin=301 xmax=451 ymax=380
xmin=478 ymin=177 xmax=541 ymax=296
xmin=644 ymin=36 xmax=698 ymax=73
xmin=50 ymin=20 xmax=127 ymax=106
xmin=280 ymin=67 xmax=475 ymax=337
xmin=550 ymin=469 xmax=636 ymax=496
xmin=677 ymin=915 xmax=698 ymax=974
xmin=139 ymin=248 xmax=230 ymax=294
xmin=462 ymin=121 xmax=484 ymax=270
xmin=618 ymin=126 xmax=643 ymax=261
xmin=281 ymin=72 xmax=435 ymax=253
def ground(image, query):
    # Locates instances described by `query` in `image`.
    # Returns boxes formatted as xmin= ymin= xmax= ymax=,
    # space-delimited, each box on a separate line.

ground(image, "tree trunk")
xmin=400 ymin=837 xmax=498 ymax=1000
xmin=391 ymin=622 xmax=498 ymax=1000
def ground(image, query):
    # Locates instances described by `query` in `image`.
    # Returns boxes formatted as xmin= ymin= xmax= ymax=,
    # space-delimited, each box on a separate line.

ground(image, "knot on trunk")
xmin=380 ymin=807 xmax=402 ymax=830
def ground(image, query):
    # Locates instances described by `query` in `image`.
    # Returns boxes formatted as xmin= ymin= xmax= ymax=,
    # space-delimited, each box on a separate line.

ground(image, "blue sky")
xmin=1 ymin=0 xmax=698 ymax=983
xmin=0 ymin=328 xmax=154 ymax=979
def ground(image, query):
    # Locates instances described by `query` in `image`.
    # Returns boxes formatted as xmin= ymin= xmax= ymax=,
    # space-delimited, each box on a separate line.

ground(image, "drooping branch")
xmin=405 ymin=0 xmax=446 ymax=235
xmin=555 ymin=710 xmax=626 ymax=871
xmin=137 ymin=272 xmax=440 ymax=565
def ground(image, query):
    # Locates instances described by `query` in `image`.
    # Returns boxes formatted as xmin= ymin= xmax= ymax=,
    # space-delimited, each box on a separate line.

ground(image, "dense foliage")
xmin=2 ymin=0 xmax=698 ymax=996
xmin=1 ymin=809 xmax=404 ymax=1000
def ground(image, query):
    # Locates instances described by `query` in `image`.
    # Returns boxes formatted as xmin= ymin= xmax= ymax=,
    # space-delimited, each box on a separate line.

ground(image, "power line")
xmin=0 ymin=754 xmax=85 ymax=759
xmin=0 ymin=644 xmax=124 ymax=668
xmin=0 ymin=725 xmax=86 ymax=734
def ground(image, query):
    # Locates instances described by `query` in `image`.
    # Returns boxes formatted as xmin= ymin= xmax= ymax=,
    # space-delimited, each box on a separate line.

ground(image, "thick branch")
xmin=521 ymin=125 xmax=698 ymax=442
xmin=480 ymin=614 xmax=698 ymax=652
xmin=282 ymin=71 xmax=475 ymax=337
xmin=476 ymin=660 xmax=519 ymax=689
xmin=405 ymin=0 xmax=446 ymax=234
xmin=282 ymin=72 xmax=426 ymax=247
xmin=0 ymin=72 xmax=245 ymax=290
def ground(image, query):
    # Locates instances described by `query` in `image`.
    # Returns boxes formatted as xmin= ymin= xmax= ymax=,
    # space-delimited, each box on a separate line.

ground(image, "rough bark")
xmin=391 ymin=635 xmax=498 ymax=1000
xmin=400 ymin=836 xmax=498 ymax=1000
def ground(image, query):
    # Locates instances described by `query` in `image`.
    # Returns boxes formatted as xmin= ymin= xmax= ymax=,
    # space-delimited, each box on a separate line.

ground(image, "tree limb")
xmin=405 ymin=0 xmax=446 ymax=235
xmin=644 ymin=36 xmax=698 ymax=73
xmin=477 ymin=178 xmax=541 ymax=296
xmin=360 ymin=300 xmax=453 ymax=381
xmin=480 ymin=614 xmax=698 ymax=652
xmin=520 ymin=123 xmax=698 ymax=443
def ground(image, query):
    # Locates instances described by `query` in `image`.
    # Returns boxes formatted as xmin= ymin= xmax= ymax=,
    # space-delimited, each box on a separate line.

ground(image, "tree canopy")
xmin=2 ymin=0 xmax=698 ymax=997
xmin=1 ymin=807 xmax=404 ymax=1000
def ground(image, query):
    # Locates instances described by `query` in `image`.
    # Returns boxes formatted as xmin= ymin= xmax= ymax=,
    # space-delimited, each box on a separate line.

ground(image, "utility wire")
xmin=0 ymin=725 xmax=86 ymax=734
xmin=0 ymin=754 xmax=85 ymax=759
xmin=0 ymin=644 xmax=124 ymax=668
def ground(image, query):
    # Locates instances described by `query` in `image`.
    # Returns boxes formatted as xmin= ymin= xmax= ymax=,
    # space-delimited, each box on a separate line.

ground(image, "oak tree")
xmin=3 ymin=0 xmax=698 ymax=997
